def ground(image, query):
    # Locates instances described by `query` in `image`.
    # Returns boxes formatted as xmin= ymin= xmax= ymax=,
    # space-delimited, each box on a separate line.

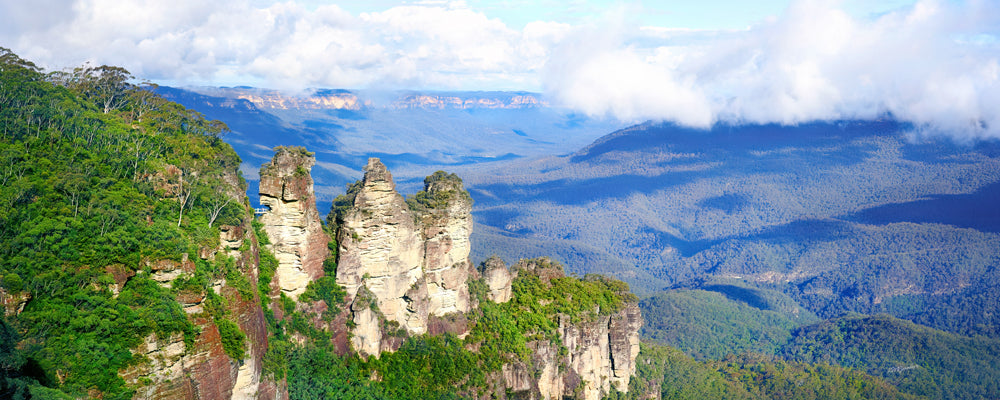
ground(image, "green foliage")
xmin=616 ymin=342 xmax=917 ymax=400
xmin=253 ymin=219 xmax=278 ymax=306
xmin=424 ymin=170 xmax=462 ymax=186
xmin=0 ymin=49 xmax=245 ymax=399
xmin=273 ymin=145 xmax=314 ymax=158
xmin=1 ymin=273 xmax=23 ymax=293
xmin=467 ymin=301 xmax=529 ymax=370
xmin=284 ymin=334 xmax=480 ymax=400
xmin=406 ymin=189 xmax=453 ymax=212
xmin=640 ymin=289 xmax=817 ymax=359
xmin=369 ymin=334 xmax=481 ymax=399
xmin=286 ymin=345 xmax=379 ymax=400
xmin=326 ymin=179 xmax=362 ymax=231
xmin=465 ymin=258 xmax=635 ymax=377
xmin=405 ymin=170 xmax=471 ymax=212
xmin=262 ymin=339 xmax=292 ymax=380
xmin=782 ymin=314 xmax=1000 ymax=399
xmin=299 ymin=276 xmax=346 ymax=311
xmin=218 ymin=254 xmax=253 ymax=300
xmin=280 ymin=293 xmax=296 ymax=315
xmin=216 ymin=318 xmax=247 ymax=361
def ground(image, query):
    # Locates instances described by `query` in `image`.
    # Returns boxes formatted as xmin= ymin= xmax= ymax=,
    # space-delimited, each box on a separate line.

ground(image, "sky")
xmin=1 ymin=0 xmax=999 ymax=138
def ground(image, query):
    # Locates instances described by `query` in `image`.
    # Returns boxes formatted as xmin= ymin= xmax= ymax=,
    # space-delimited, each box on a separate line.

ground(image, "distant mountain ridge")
xmin=154 ymin=85 xmax=623 ymax=215
xmin=184 ymin=86 xmax=547 ymax=111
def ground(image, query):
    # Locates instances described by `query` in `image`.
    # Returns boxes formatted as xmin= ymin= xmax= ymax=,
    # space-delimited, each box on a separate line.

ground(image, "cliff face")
xmin=481 ymin=256 xmax=513 ymax=303
xmin=335 ymin=158 xmax=474 ymax=356
xmin=121 ymin=202 xmax=278 ymax=400
xmin=335 ymin=158 xmax=427 ymax=339
xmin=501 ymin=307 xmax=641 ymax=400
xmin=495 ymin=259 xmax=643 ymax=400
xmin=418 ymin=172 xmax=474 ymax=316
xmin=258 ymin=147 xmax=329 ymax=300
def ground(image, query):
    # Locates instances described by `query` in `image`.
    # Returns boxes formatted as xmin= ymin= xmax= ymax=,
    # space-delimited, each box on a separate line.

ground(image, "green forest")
xmin=0 ymin=48 xmax=245 ymax=399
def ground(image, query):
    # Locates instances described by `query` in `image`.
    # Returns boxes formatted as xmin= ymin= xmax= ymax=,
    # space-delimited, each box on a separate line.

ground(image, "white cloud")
xmin=1 ymin=0 xmax=998 ymax=139
xmin=545 ymin=0 xmax=1000 ymax=138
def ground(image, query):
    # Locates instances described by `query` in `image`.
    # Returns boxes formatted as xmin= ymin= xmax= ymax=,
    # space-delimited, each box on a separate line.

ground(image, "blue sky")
xmin=1 ymin=0 xmax=998 ymax=138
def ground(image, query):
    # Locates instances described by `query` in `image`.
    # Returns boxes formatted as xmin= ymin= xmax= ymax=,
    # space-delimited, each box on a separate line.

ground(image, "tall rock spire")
xmin=334 ymin=158 xmax=476 ymax=355
xmin=258 ymin=146 xmax=329 ymax=300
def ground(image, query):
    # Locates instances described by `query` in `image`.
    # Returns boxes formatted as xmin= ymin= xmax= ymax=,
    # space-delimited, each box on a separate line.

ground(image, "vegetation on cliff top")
xmin=0 ymin=48 xmax=248 ymax=399
xmin=406 ymin=170 xmax=472 ymax=212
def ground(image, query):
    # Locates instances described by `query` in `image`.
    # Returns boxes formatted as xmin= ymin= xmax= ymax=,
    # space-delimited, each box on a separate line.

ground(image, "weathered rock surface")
xmin=336 ymin=158 xmax=426 ymax=338
xmin=419 ymin=173 xmax=474 ymax=316
xmin=258 ymin=146 xmax=329 ymax=300
xmin=335 ymin=159 xmax=475 ymax=354
xmin=0 ymin=287 xmax=30 ymax=317
xmin=496 ymin=260 xmax=643 ymax=400
xmin=481 ymin=256 xmax=513 ymax=303
xmin=122 ymin=218 xmax=279 ymax=400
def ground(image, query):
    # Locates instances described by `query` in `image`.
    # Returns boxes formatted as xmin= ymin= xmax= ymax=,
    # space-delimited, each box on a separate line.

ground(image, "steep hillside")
xmin=0 ymin=48 xmax=276 ymax=399
xmin=640 ymin=288 xmax=818 ymax=359
xmin=783 ymin=315 xmax=1000 ymax=399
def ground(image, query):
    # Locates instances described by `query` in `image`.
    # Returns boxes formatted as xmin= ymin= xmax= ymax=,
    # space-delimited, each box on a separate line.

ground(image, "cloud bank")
xmin=1 ymin=0 xmax=998 ymax=138
xmin=547 ymin=0 xmax=1000 ymax=139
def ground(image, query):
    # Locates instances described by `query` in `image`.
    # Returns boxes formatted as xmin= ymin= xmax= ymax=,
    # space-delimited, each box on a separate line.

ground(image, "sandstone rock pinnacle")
xmin=258 ymin=146 xmax=329 ymax=300
xmin=335 ymin=158 xmax=476 ymax=354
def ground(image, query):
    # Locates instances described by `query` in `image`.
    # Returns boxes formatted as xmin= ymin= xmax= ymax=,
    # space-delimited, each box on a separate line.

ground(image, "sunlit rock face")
xmin=481 ymin=256 xmax=513 ymax=303
xmin=336 ymin=158 xmax=427 ymax=338
xmin=258 ymin=146 xmax=329 ymax=301
xmin=335 ymin=158 xmax=475 ymax=355
xmin=418 ymin=171 xmax=474 ymax=316
xmin=497 ymin=260 xmax=643 ymax=400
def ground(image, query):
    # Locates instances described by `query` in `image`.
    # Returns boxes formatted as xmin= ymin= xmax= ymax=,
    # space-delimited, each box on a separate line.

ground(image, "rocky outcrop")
xmin=0 ymin=288 xmax=30 ymax=317
xmin=336 ymin=158 xmax=426 ymax=339
xmin=481 ymin=256 xmax=513 ymax=303
xmin=122 ymin=216 xmax=279 ymax=400
xmin=496 ymin=260 xmax=643 ymax=400
xmin=120 ymin=157 xmax=282 ymax=399
xmin=258 ymin=146 xmax=329 ymax=300
xmin=418 ymin=172 xmax=474 ymax=316
xmin=335 ymin=159 xmax=475 ymax=356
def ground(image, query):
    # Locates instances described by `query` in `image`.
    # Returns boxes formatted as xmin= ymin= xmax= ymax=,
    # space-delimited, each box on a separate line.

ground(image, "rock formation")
xmin=335 ymin=158 xmax=475 ymax=355
xmin=328 ymin=160 xmax=642 ymax=398
xmin=0 ymin=287 xmax=30 ymax=317
xmin=335 ymin=158 xmax=427 ymax=338
xmin=497 ymin=259 xmax=643 ymax=400
xmin=481 ymin=256 xmax=513 ymax=303
xmin=418 ymin=171 xmax=475 ymax=315
xmin=258 ymin=146 xmax=329 ymax=300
